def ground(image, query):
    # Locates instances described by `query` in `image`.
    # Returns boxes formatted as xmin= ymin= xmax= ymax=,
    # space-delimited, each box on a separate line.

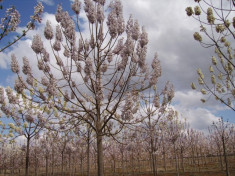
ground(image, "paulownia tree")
xmin=10 ymin=0 xmax=164 ymax=175
xmin=0 ymin=86 xmax=53 ymax=176
xmin=209 ymin=117 xmax=234 ymax=176
xmin=186 ymin=0 xmax=235 ymax=111
xmin=140 ymin=83 xmax=174 ymax=176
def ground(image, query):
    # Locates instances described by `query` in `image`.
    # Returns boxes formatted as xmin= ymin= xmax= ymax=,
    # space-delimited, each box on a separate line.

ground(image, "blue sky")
xmin=0 ymin=0 xmax=234 ymax=132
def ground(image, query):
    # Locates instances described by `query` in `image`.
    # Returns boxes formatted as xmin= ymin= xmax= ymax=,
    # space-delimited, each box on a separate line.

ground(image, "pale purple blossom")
xmin=11 ymin=54 xmax=20 ymax=73
xmin=44 ymin=64 xmax=50 ymax=72
xmin=56 ymin=25 xmax=62 ymax=41
xmin=84 ymin=57 xmax=93 ymax=76
xmin=22 ymin=56 xmax=32 ymax=75
xmin=139 ymin=26 xmax=148 ymax=47
xmin=72 ymin=0 xmax=81 ymax=15
xmin=31 ymin=2 xmax=44 ymax=23
xmin=53 ymin=40 xmax=61 ymax=51
xmin=122 ymin=92 xmax=134 ymax=120
xmin=122 ymin=36 xmax=134 ymax=56
xmin=137 ymin=44 xmax=147 ymax=70
xmin=132 ymin=20 xmax=140 ymax=40
xmin=26 ymin=75 xmax=34 ymax=86
xmin=42 ymin=49 xmax=50 ymax=62
xmin=126 ymin=15 xmax=133 ymax=36
xmin=64 ymin=46 xmax=70 ymax=58
xmin=90 ymin=35 xmax=95 ymax=49
xmin=25 ymin=110 xmax=35 ymax=123
xmin=38 ymin=113 xmax=46 ymax=125
xmin=117 ymin=15 xmax=125 ymax=35
xmin=47 ymin=78 xmax=57 ymax=96
xmin=56 ymin=56 xmax=64 ymax=67
xmin=31 ymin=34 xmax=44 ymax=54
xmin=113 ymin=38 xmax=124 ymax=55
xmin=60 ymin=11 xmax=76 ymax=42
xmin=14 ymin=76 xmax=26 ymax=93
xmin=153 ymin=94 xmax=160 ymax=108
xmin=55 ymin=5 xmax=63 ymax=23
xmin=41 ymin=76 xmax=49 ymax=86
xmin=0 ymin=7 xmax=20 ymax=32
xmin=107 ymin=11 xmax=118 ymax=38
xmin=44 ymin=20 xmax=53 ymax=40
xmin=6 ymin=87 xmax=18 ymax=104
xmin=149 ymin=54 xmax=161 ymax=85
xmin=84 ymin=0 xmax=96 ymax=24
xmin=109 ymin=0 xmax=123 ymax=16
xmin=38 ymin=60 xmax=44 ymax=70
xmin=97 ymin=4 xmax=104 ymax=23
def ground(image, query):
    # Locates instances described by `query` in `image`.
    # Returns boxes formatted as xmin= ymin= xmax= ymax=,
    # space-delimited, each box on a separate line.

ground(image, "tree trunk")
xmin=97 ymin=132 xmax=104 ymax=176
xmin=46 ymin=155 xmax=49 ymax=176
xmin=25 ymin=136 xmax=30 ymax=176
xmin=61 ymin=152 xmax=64 ymax=176
xmin=51 ymin=149 xmax=54 ymax=176
xmin=222 ymin=136 xmax=229 ymax=176
xmin=173 ymin=143 xmax=179 ymax=176
xmin=87 ymin=136 xmax=90 ymax=176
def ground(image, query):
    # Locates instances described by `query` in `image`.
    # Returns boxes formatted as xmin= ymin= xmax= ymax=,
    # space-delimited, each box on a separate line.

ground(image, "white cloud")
xmin=37 ymin=0 xmax=54 ymax=6
xmin=172 ymin=90 xmax=222 ymax=131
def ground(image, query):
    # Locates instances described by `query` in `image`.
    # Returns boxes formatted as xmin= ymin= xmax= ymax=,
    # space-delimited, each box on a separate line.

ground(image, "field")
xmin=1 ymin=155 xmax=235 ymax=176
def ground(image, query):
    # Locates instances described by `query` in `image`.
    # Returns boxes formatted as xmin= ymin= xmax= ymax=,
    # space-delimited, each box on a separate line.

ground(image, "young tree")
xmin=209 ymin=117 xmax=234 ymax=176
xmin=10 ymin=0 xmax=163 ymax=176
xmin=140 ymin=83 xmax=174 ymax=176
xmin=186 ymin=0 xmax=235 ymax=111
xmin=0 ymin=86 xmax=53 ymax=176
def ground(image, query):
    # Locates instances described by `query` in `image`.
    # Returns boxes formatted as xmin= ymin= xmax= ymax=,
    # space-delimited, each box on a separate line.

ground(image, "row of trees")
xmin=0 ymin=116 xmax=234 ymax=176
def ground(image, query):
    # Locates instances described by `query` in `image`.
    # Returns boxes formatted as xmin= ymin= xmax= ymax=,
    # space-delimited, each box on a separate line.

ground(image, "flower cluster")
xmin=207 ymin=8 xmax=215 ymax=24
xmin=107 ymin=0 xmax=125 ymax=38
xmin=72 ymin=0 xmax=81 ymax=15
xmin=149 ymin=53 xmax=161 ymax=86
xmin=31 ymin=34 xmax=44 ymax=54
xmin=11 ymin=54 xmax=19 ymax=73
xmin=0 ymin=7 xmax=20 ymax=33
xmin=30 ymin=2 xmax=44 ymax=23
xmin=44 ymin=20 xmax=53 ymax=40
xmin=193 ymin=32 xmax=202 ymax=42
xmin=55 ymin=5 xmax=75 ymax=44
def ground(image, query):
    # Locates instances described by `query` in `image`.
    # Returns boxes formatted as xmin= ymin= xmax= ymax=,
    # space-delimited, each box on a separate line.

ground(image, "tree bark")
xmin=97 ymin=132 xmax=104 ymax=176
xmin=222 ymin=136 xmax=229 ymax=176
xmin=173 ymin=142 xmax=179 ymax=176
xmin=87 ymin=134 xmax=90 ymax=176
xmin=25 ymin=136 xmax=30 ymax=176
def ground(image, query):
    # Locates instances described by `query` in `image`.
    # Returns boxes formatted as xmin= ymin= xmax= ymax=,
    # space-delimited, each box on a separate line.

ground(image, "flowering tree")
xmin=166 ymin=110 xmax=184 ymax=176
xmin=0 ymin=1 xmax=44 ymax=52
xmin=9 ymin=0 xmax=164 ymax=175
xmin=140 ymin=83 xmax=174 ymax=176
xmin=0 ymin=85 xmax=53 ymax=176
xmin=209 ymin=117 xmax=234 ymax=176
xmin=186 ymin=0 xmax=235 ymax=111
